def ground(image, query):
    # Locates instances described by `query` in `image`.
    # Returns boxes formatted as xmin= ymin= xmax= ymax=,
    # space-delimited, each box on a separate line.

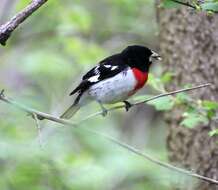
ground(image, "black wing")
xmin=82 ymin=53 xmax=127 ymax=81
xmin=70 ymin=53 xmax=128 ymax=96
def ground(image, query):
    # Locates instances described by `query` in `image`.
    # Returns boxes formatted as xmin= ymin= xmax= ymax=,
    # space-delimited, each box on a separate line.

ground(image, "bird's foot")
xmin=98 ymin=101 xmax=108 ymax=117
xmin=101 ymin=107 xmax=108 ymax=117
xmin=123 ymin=101 xmax=132 ymax=112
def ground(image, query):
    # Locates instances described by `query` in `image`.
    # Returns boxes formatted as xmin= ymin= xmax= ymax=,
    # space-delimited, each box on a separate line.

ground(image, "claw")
xmin=0 ymin=89 xmax=5 ymax=97
xmin=101 ymin=108 xmax=108 ymax=117
xmin=98 ymin=101 xmax=108 ymax=117
xmin=123 ymin=101 xmax=132 ymax=112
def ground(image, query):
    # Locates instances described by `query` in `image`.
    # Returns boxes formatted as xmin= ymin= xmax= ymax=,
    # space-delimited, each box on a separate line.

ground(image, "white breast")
xmin=87 ymin=68 xmax=137 ymax=104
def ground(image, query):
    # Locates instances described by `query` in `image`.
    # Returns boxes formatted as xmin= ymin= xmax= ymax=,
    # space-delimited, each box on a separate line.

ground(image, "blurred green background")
xmin=0 ymin=0 xmax=188 ymax=189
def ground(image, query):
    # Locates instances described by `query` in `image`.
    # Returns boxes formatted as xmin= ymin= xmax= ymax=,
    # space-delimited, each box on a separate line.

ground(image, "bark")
xmin=0 ymin=0 xmax=48 ymax=46
xmin=158 ymin=6 xmax=218 ymax=190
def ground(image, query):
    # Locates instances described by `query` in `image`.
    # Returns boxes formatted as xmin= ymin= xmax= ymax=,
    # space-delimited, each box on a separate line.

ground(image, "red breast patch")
xmin=132 ymin=68 xmax=148 ymax=91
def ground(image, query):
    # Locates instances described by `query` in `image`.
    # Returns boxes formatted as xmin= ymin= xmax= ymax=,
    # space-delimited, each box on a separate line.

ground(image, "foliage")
xmin=148 ymin=74 xmax=218 ymax=135
xmin=0 ymin=0 xmax=217 ymax=189
xmin=159 ymin=0 xmax=181 ymax=8
xmin=201 ymin=0 xmax=218 ymax=12
xmin=209 ymin=128 xmax=218 ymax=136
xmin=0 ymin=1 xmax=174 ymax=190
xmin=160 ymin=0 xmax=218 ymax=13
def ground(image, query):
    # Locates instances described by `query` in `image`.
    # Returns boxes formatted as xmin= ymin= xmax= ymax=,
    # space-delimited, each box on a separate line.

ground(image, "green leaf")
xmin=201 ymin=100 xmax=218 ymax=119
xmin=148 ymin=74 xmax=164 ymax=91
xmin=202 ymin=100 xmax=218 ymax=111
xmin=160 ymin=0 xmax=181 ymax=8
xmin=161 ymin=72 xmax=174 ymax=84
xmin=175 ymin=93 xmax=191 ymax=104
xmin=180 ymin=113 xmax=208 ymax=128
xmin=147 ymin=96 xmax=174 ymax=111
xmin=201 ymin=2 xmax=218 ymax=11
xmin=208 ymin=129 xmax=218 ymax=137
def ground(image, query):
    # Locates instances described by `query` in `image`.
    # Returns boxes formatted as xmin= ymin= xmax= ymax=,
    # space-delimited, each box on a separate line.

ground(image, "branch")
xmin=0 ymin=0 xmax=48 ymax=46
xmin=0 ymin=90 xmax=77 ymax=127
xmin=0 ymin=84 xmax=218 ymax=185
xmin=80 ymin=83 xmax=211 ymax=123
xmin=97 ymin=130 xmax=218 ymax=185
xmin=170 ymin=0 xmax=195 ymax=9
xmin=169 ymin=0 xmax=218 ymax=14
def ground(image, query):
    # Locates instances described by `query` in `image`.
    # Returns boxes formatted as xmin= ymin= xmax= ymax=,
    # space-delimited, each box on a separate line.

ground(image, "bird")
xmin=60 ymin=45 xmax=161 ymax=119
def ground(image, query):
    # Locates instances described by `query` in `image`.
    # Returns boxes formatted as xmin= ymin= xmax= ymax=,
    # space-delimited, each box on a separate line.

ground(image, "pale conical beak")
xmin=151 ymin=51 xmax=162 ymax=61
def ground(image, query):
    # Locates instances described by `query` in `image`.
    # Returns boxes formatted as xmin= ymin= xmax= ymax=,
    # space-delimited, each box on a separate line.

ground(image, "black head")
xmin=121 ymin=45 xmax=161 ymax=72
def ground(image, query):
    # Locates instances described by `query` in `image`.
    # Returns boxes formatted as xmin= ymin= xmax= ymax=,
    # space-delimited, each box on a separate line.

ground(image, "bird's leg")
xmin=98 ymin=101 xmax=108 ymax=117
xmin=123 ymin=100 xmax=132 ymax=112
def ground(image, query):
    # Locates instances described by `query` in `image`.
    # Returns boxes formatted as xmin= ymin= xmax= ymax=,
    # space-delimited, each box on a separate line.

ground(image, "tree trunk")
xmin=158 ymin=6 xmax=218 ymax=190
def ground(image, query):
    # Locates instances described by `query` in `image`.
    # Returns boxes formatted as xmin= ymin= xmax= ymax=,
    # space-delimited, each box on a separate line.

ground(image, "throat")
xmin=132 ymin=68 xmax=148 ymax=90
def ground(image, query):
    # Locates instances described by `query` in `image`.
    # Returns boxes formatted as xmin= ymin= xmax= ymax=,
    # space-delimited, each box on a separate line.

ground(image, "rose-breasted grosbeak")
xmin=60 ymin=45 xmax=161 ymax=119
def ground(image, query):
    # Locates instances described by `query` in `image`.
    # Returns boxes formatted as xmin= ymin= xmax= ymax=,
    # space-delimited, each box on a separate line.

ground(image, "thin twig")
xmin=79 ymin=83 xmax=211 ymax=123
xmin=0 ymin=0 xmax=48 ymax=46
xmin=32 ymin=113 xmax=43 ymax=148
xmin=0 ymin=89 xmax=77 ymax=127
xmin=0 ymin=84 xmax=217 ymax=185
xmin=87 ymin=129 xmax=218 ymax=185
xmin=170 ymin=0 xmax=196 ymax=9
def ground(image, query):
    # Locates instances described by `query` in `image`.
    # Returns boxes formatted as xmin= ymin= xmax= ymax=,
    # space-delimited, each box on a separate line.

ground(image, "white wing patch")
xmin=94 ymin=65 xmax=100 ymax=74
xmin=88 ymin=75 xmax=100 ymax=82
xmin=104 ymin=65 xmax=118 ymax=71
xmin=104 ymin=65 xmax=111 ymax=68
xmin=111 ymin=66 xmax=118 ymax=70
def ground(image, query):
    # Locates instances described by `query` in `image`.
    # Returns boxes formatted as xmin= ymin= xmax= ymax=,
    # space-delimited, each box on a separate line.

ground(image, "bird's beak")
xmin=151 ymin=51 xmax=162 ymax=61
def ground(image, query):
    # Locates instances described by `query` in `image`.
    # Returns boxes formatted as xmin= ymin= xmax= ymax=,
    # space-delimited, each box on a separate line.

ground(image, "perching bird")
xmin=60 ymin=45 xmax=161 ymax=119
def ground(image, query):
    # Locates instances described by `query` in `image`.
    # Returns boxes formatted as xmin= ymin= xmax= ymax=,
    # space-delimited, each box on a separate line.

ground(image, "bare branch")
xmin=0 ymin=0 xmax=48 ymax=46
xmin=80 ymin=83 xmax=211 ymax=122
xmin=170 ymin=0 xmax=196 ymax=9
xmin=94 ymin=130 xmax=218 ymax=185
xmin=0 ymin=89 xmax=77 ymax=126
xmin=0 ymin=84 xmax=217 ymax=185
